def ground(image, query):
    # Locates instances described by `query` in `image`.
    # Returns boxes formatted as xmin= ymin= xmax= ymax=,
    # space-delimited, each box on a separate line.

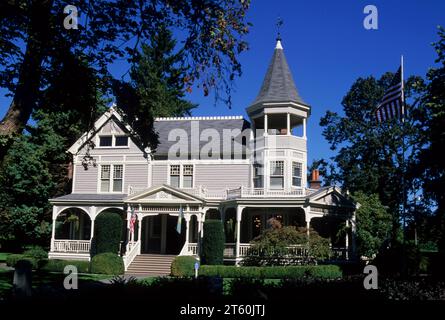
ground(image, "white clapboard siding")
xmin=124 ymin=164 xmax=149 ymax=191
xmin=152 ymin=165 xmax=168 ymax=185
xmin=195 ymin=164 xmax=250 ymax=191
xmin=73 ymin=165 xmax=98 ymax=193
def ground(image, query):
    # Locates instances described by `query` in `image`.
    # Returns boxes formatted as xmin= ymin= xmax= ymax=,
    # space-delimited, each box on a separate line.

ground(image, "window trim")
xmin=96 ymin=134 xmax=130 ymax=149
xmin=253 ymin=163 xmax=264 ymax=189
xmin=292 ymin=161 xmax=303 ymax=188
xmin=98 ymin=164 xmax=125 ymax=193
xmin=169 ymin=164 xmax=195 ymax=189
xmin=269 ymin=160 xmax=284 ymax=189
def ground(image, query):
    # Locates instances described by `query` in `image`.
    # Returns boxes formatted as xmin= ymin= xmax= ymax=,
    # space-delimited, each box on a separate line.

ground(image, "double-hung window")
xmin=100 ymin=165 xmax=111 ymax=192
xmin=183 ymin=165 xmax=194 ymax=188
xmin=169 ymin=165 xmax=194 ymax=188
xmin=100 ymin=164 xmax=123 ymax=192
xmin=253 ymin=163 xmax=264 ymax=188
xmin=270 ymin=161 xmax=284 ymax=189
xmin=113 ymin=165 xmax=123 ymax=192
xmin=292 ymin=162 xmax=302 ymax=187
xmin=170 ymin=165 xmax=180 ymax=188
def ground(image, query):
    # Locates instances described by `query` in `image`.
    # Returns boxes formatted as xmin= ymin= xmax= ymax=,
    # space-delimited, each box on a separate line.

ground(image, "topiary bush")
xmin=42 ymin=259 xmax=90 ymax=273
xmin=6 ymin=254 xmax=41 ymax=270
xmin=201 ymin=219 xmax=225 ymax=265
xmin=171 ymin=256 xmax=197 ymax=277
xmin=93 ymin=212 xmax=123 ymax=255
xmin=90 ymin=252 xmax=124 ymax=275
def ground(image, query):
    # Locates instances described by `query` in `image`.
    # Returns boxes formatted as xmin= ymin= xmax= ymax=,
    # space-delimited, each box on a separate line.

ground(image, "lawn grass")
xmin=0 ymin=269 xmax=113 ymax=297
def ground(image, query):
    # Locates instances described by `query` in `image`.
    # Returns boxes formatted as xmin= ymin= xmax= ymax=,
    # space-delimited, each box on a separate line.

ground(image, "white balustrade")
xmin=123 ymin=241 xmax=141 ymax=270
xmin=52 ymin=240 xmax=91 ymax=253
xmin=226 ymin=187 xmax=306 ymax=199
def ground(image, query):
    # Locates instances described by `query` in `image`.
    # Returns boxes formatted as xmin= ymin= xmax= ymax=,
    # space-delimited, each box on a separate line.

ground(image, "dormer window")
xmin=98 ymin=135 xmax=129 ymax=148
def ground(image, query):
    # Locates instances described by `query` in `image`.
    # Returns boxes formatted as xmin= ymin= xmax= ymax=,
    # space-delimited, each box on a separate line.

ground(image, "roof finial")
xmin=276 ymin=16 xmax=283 ymax=49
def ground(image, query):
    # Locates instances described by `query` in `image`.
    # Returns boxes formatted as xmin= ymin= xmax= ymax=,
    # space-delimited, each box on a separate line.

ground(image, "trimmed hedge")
xmin=90 ymin=253 xmax=124 ymax=275
xmin=94 ymin=212 xmax=123 ymax=255
xmin=6 ymin=254 xmax=42 ymax=270
xmin=171 ymin=256 xmax=197 ymax=277
xmin=41 ymin=259 xmax=90 ymax=273
xmin=197 ymin=265 xmax=342 ymax=279
xmin=201 ymin=219 xmax=225 ymax=265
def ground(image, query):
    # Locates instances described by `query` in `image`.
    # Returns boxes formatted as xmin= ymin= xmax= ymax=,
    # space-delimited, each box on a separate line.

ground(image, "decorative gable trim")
xmin=307 ymin=186 xmax=356 ymax=208
xmin=124 ymin=184 xmax=204 ymax=204
xmin=67 ymin=105 xmax=134 ymax=155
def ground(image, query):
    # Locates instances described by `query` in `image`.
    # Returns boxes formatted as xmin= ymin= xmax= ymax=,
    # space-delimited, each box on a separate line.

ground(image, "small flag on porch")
xmin=129 ymin=207 xmax=137 ymax=235
xmin=176 ymin=205 xmax=184 ymax=234
xmin=375 ymin=58 xmax=405 ymax=123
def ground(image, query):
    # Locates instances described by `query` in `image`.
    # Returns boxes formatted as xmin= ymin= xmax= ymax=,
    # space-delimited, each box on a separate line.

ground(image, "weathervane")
xmin=276 ymin=16 xmax=284 ymax=41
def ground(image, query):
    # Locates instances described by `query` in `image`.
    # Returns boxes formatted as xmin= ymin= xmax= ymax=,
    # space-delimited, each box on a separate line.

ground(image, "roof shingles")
xmin=251 ymin=41 xmax=306 ymax=106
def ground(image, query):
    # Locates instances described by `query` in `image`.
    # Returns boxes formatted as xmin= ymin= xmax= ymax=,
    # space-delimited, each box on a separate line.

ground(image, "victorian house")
xmin=49 ymin=39 xmax=357 ymax=275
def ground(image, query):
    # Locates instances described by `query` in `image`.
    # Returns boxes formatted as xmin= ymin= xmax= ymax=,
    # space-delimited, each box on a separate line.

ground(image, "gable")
xmin=308 ymin=187 xmax=355 ymax=208
xmin=68 ymin=106 xmax=140 ymax=155
xmin=125 ymin=185 xmax=203 ymax=204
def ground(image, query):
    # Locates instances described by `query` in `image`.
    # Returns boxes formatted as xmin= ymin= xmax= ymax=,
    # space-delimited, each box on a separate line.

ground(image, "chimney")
xmin=309 ymin=169 xmax=321 ymax=189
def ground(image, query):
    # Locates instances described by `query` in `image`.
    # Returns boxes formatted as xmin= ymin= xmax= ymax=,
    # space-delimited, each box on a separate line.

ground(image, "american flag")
xmin=129 ymin=208 xmax=137 ymax=234
xmin=375 ymin=63 xmax=405 ymax=123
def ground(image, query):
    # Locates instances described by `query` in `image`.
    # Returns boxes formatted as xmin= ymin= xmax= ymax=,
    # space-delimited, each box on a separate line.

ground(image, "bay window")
xmin=292 ymin=162 xmax=302 ymax=187
xmin=270 ymin=161 xmax=284 ymax=189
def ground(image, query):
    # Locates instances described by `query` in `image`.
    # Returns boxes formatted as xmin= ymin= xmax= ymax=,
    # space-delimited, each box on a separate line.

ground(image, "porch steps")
xmin=125 ymin=254 xmax=176 ymax=276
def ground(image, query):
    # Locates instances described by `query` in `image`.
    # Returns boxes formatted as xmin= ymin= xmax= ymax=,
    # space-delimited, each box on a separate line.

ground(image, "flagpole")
xmin=401 ymin=54 xmax=407 ymax=244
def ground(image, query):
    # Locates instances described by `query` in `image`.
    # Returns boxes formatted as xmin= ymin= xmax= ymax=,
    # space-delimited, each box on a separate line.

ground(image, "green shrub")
xmin=171 ymin=256 xmax=197 ymax=277
xmin=94 ymin=212 xmax=123 ymax=255
xmin=198 ymin=265 xmax=342 ymax=279
xmin=23 ymin=246 xmax=48 ymax=260
xmin=202 ymin=219 xmax=225 ymax=265
xmin=6 ymin=254 xmax=26 ymax=267
xmin=90 ymin=253 xmax=124 ymax=275
xmin=41 ymin=259 xmax=90 ymax=273
xmin=6 ymin=254 xmax=41 ymax=269
xmin=246 ymin=219 xmax=331 ymax=265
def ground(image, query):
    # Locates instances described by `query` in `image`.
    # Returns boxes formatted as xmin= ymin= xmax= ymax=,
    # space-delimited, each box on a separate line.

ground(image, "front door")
xmin=141 ymin=214 xmax=186 ymax=254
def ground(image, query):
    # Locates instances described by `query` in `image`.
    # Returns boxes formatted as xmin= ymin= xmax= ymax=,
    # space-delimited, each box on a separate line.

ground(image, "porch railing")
xmin=180 ymin=243 xmax=199 ymax=256
xmin=123 ymin=241 xmax=140 ymax=271
xmin=52 ymin=240 xmax=91 ymax=253
xmin=226 ymin=186 xmax=307 ymax=199
xmin=128 ymin=185 xmax=315 ymax=200
xmin=220 ymin=243 xmax=348 ymax=260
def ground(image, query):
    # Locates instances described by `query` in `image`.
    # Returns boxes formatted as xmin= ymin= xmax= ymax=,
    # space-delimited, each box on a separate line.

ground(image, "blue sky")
xmin=0 ymin=0 xmax=444 ymax=165
xmin=185 ymin=0 xmax=445 ymax=164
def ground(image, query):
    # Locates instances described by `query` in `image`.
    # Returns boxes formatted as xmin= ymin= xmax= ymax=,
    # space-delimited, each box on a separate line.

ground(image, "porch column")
xmin=137 ymin=214 xmax=142 ymax=254
xmin=287 ymin=113 xmax=291 ymax=135
xmin=351 ymin=210 xmax=357 ymax=258
xmin=126 ymin=206 xmax=131 ymax=243
xmin=89 ymin=206 xmax=97 ymax=241
xmin=264 ymin=114 xmax=268 ymax=136
xmin=185 ymin=214 xmax=191 ymax=245
xmin=304 ymin=206 xmax=311 ymax=238
xmin=235 ymin=206 xmax=245 ymax=265
xmin=345 ymin=219 xmax=349 ymax=260
xmin=303 ymin=118 xmax=307 ymax=139
xmin=51 ymin=206 xmax=58 ymax=251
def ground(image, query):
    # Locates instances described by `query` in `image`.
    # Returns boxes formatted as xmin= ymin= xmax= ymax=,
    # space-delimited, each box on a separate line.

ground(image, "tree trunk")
xmin=0 ymin=0 xmax=53 ymax=160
